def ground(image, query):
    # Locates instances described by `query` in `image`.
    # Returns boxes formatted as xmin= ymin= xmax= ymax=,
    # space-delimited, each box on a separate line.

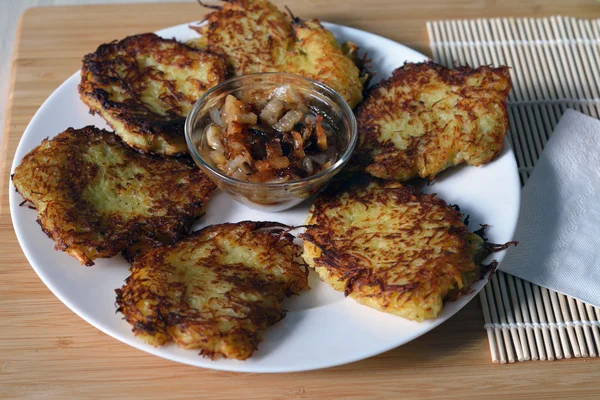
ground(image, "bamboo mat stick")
xmin=576 ymin=300 xmax=596 ymax=357
xmin=533 ymin=19 xmax=569 ymax=118
xmin=499 ymin=19 xmax=543 ymax=161
xmin=450 ymin=21 xmax=466 ymax=64
xmin=505 ymin=18 xmax=547 ymax=155
xmin=586 ymin=303 xmax=600 ymax=354
xmin=523 ymin=280 xmax=547 ymax=360
xmin=551 ymin=17 xmax=589 ymax=115
xmin=506 ymin=275 xmax=532 ymax=360
xmin=563 ymin=18 xmax=599 ymax=119
xmin=532 ymin=284 xmax=555 ymax=360
xmin=476 ymin=19 xmax=495 ymax=66
xmin=491 ymin=275 xmax=516 ymax=362
xmin=524 ymin=18 xmax=562 ymax=136
xmin=541 ymin=288 xmax=563 ymax=359
xmin=568 ymin=296 xmax=589 ymax=357
xmin=513 ymin=276 xmax=538 ymax=360
xmin=595 ymin=307 xmax=600 ymax=352
xmin=485 ymin=283 xmax=508 ymax=363
xmin=558 ymin=294 xmax=582 ymax=358
xmin=480 ymin=290 xmax=500 ymax=363
xmin=498 ymin=272 xmax=525 ymax=361
xmin=548 ymin=290 xmax=572 ymax=358
xmin=578 ymin=20 xmax=600 ymax=108
xmin=490 ymin=19 xmax=535 ymax=171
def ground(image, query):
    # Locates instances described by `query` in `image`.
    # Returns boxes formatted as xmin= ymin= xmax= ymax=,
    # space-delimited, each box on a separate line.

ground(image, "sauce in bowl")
xmin=198 ymin=85 xmax=340 ymax=183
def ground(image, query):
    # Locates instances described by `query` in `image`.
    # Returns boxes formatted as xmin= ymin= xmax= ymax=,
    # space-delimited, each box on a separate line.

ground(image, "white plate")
xmin=9 ymin=22 xmax=521 ymax=373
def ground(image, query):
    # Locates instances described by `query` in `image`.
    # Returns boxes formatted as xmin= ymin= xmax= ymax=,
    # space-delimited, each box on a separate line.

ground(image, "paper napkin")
xmin=500 ymin=109 xmax=600 ymax=308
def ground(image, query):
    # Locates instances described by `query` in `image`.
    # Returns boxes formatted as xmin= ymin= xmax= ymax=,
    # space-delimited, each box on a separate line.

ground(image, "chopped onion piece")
xmin=237 ymin=112 xmax=258 ymax=125
xmin=308 ymin=153 xmax=328 ymax=165
xmin=302 ymin=157 xmax=314 ymax=175
xmin=260 ymin=99 xmax=285 ymax=126
xmin=302 ymin=117 xmax=313 ymax=141
xmin=273 ymin=110 xmax=304 ymax=132
xmin=221 ymin=94 xmax=257 ymax=125
xmin=291 ymin=131 xmax=305 ymax=159
xmin=224 ymin=155 xmax=252 ymax=175
xmin=209 ymin=150 xmax=226 ymax=165
xmin=209 ymin=106 xmax=225 ymax=128
xmin=240 ymin=162 xmax=252 ymax=175
xmin=315 ymin=115 xmax=328 ymax=151
xmin=271 ymin=85 xmax=309 ymax=113
xmin=206 ymin=124 xmax=223 ymax=151
xmin=268 ymin=156 xmax=290 ymax=169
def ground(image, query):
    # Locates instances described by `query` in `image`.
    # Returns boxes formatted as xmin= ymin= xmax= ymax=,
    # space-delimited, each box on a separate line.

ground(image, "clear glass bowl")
xmin=185 ymin=73 xmax=358 ymax=212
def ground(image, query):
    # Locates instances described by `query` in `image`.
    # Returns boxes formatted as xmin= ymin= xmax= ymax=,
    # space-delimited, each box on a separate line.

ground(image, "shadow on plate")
xmin=326 ymin=300 xmax=487 ymax=371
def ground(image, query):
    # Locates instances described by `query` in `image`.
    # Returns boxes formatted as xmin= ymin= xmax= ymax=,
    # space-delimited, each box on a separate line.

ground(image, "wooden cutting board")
xmin=2 ymin=2 xmax=600 ymax=399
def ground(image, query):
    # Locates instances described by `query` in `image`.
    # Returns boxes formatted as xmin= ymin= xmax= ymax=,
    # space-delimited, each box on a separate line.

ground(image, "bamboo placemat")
xmin=428 ymin=16 xmax=600 ymax=363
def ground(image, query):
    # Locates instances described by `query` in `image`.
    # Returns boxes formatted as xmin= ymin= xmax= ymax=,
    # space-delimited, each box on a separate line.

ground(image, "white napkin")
xmin=500 ymin=109 xmax=600 ymax=308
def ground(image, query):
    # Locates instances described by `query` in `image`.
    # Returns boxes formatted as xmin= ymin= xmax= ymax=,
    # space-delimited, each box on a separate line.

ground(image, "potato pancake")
xmin=189 ymin=0 xmax=368 ymax=108
xmin=12 ymin=126 xmax=215 ymax=266
xmin=115 ymin=221 xmax=308 ymax=360
xmin=356 ymin=62 xmax=511 ymax=181
xmin=79 ymin=33 xmax=227 ymax=155
xmin=301 ymin=178 xmax=489 ymax=321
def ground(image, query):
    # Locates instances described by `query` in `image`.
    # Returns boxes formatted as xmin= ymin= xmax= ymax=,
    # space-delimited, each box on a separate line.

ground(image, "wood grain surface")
xmin=2 ymin=2 xmax=600 ymax=399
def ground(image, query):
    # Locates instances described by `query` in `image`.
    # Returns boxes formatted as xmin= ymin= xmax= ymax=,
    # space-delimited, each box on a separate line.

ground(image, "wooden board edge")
xmin=0 ymin=9 xmax=28 ymax=216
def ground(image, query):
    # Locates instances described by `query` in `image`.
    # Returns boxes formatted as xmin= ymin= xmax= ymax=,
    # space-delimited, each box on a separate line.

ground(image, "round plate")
xmin=9 ymin=22 xmax=521 ymax=373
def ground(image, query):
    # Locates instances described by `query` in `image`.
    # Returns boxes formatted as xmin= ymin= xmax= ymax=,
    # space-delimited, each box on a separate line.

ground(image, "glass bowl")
xmin=184 ymin=73 xmax=358 ymax=212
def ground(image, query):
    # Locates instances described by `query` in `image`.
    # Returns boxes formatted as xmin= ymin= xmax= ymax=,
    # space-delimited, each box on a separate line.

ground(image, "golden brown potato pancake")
xmin=79 ymin=33 xmax=227 ymax=155
xmin=115 ymin=221 xmax=308 ymax=360
xmin=12 ymin=126 xmax=215 ymax=266
xmin=189 ymin=0 xmax=368 ymax=108
xmin=301 ymin=178 xmax=489 ymax=321
xmin=355 ymin=62 xmax=511 ymax=181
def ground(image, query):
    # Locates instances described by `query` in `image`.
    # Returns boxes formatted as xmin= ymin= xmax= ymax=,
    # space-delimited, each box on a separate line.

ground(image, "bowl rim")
xmin=184 ymin=72 xmax=358 ymax=190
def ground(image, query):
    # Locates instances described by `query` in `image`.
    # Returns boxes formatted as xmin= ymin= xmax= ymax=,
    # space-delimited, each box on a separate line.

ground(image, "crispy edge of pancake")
xmin=115 ymin=221 xmax=309 ymax=360
xmin=190 ymin=0 xmax=292 ymax=75
xmin=300 ymin=177 xmax=490 ymax=321
xmin=11 ymin=126 xmax=216 ymax=266
xmin=355 ymin=61 xmax=511 ymax=181
xmin=190 ymin=0 xmax=369 ymax=108
xmin=79 ymin=33 xmax=227 ymax=155
xmin=286 ymin=18 xmax=368 ymax=109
